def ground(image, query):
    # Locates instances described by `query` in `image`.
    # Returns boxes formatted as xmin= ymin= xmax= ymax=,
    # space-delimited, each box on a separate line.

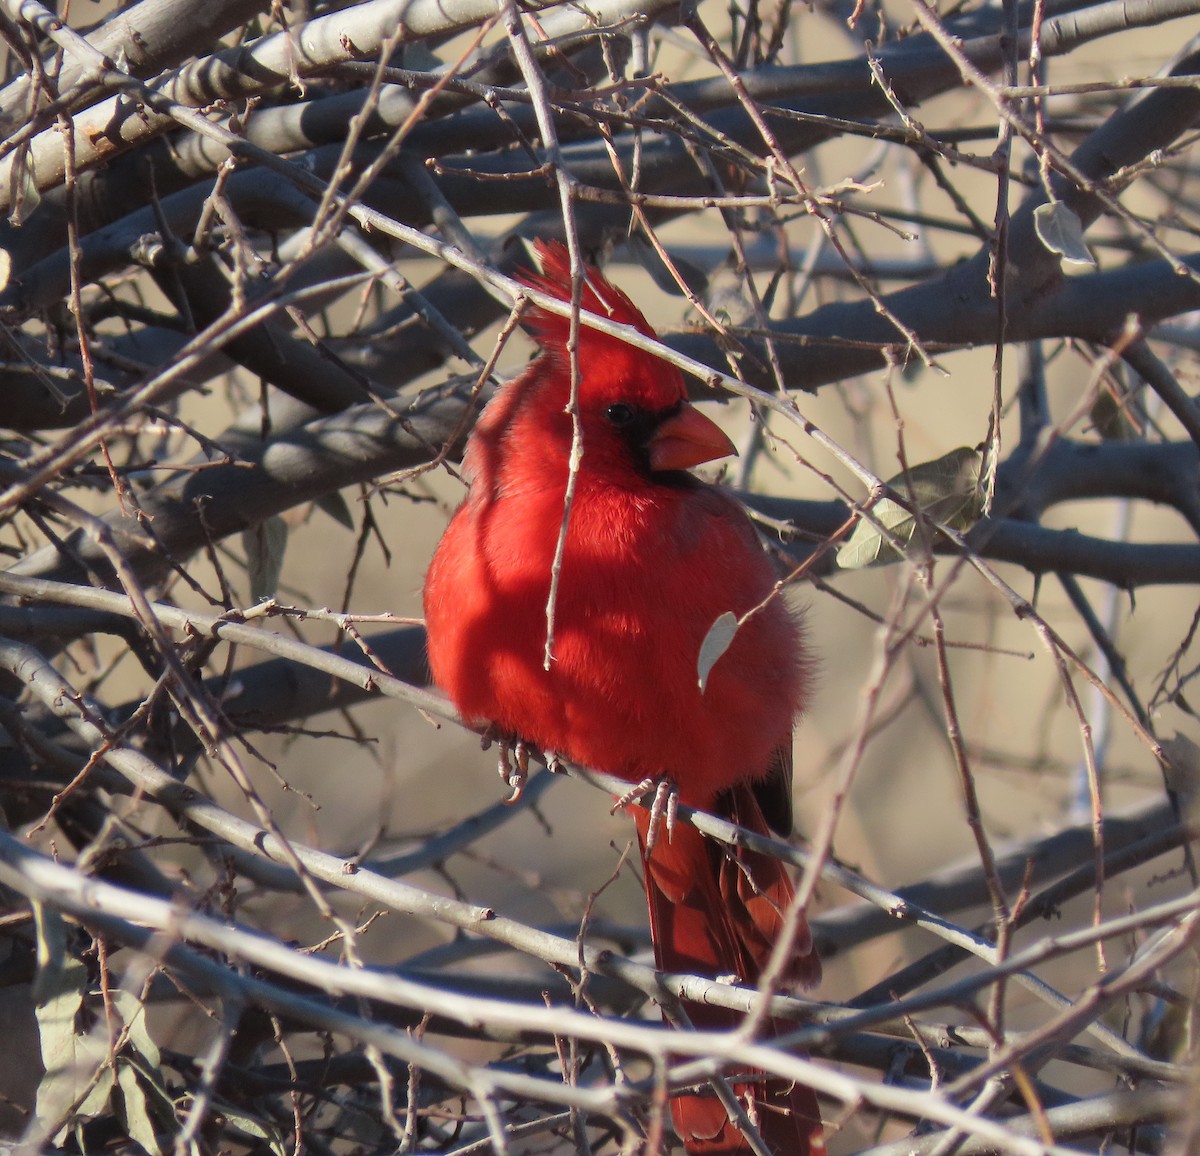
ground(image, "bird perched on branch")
xmin=424 ymin=240 xmax=822 ymax=1155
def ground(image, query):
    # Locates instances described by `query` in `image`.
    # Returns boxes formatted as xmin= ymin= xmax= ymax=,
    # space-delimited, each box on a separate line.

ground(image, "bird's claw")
xmin=612 ymin=776 xmax=679 ymax=850
xmin=497 ymin=736 xmax=530 ymax=804
xmin=480 ymin=725 xmax=531 ymax=803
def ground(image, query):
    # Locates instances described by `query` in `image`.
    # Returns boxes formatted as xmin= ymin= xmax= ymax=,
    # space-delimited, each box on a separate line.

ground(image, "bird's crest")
xmin=517 ymin=239 xmax=659 ymax=352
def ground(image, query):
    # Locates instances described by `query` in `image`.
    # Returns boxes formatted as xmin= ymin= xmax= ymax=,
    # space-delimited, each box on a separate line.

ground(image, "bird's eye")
xmin=605 ymin=403 xmax=636 ymax=427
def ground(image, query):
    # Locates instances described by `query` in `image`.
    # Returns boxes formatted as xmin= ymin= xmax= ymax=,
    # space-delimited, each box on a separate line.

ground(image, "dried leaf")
xmin=1033 ymin=201 xmax=1096 ymax=268
xmin=7 ymin=141 xmax=40 ymax=227
xmin=837 ymin=446 xmax=985 ymax=570
xmin=698 ymin=611 xmax=739 ymax=693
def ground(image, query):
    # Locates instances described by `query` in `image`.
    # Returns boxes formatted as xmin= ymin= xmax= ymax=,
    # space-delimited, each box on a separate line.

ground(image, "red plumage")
xmin=424 ymin=240 xmax=822 ymax=1155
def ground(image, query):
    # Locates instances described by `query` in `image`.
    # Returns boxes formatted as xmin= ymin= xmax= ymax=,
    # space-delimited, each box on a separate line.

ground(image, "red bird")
xmin=424 ymin=241 xmax=822 ymax=1155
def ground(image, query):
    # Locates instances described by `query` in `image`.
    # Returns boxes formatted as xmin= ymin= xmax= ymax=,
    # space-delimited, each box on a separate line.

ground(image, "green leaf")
xmin=111 ymin=989 xmax=160 ymax=1069
xmin=1033 ymin=201 xmax=1096 ymax=268
xmin=242 ymin=516 xmax=288 ymax=600
xmin=629 ymin=233 xmax=709 ymax=298
xmin=119 ymin=1047 xmax=177 ymax=1156
xmin=33 ymin=929 xmax=169 ymax=1147
xmin=315 ymin=491 xmax=356 ymax=530
xmin=837 ymin=446 xmax=986 ymax=570
xmin=117 ymin=1061 xmax=160 ymax=1156
xmin=1162 ymin=733 xmax=1200 ymax=826
xmin=31 ymin=900 xmax=68 ymax=1005
xmin=698 ymin=611 xmax=739 ymax=693
xmin=1090 ymin=388 xmax=1139 ymax=441
xmin=217 ymin=1104 xmax=290 ymax=1156
xmin=34 ymin=925 xmax=114 ymax=1135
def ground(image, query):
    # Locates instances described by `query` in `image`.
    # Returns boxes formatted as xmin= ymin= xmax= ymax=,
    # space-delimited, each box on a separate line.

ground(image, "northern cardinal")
xmin=424 ymin=241 xmax=822 ymax=1155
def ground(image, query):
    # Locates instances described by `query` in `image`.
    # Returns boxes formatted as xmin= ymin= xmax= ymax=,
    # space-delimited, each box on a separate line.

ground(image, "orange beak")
xmin=648 ymin=403 xmax=737 ymax=472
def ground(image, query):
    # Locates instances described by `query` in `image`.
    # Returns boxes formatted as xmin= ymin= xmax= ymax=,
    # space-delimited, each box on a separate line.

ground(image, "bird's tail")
xmin=634 ymin=786 xmax=824 ymax=1156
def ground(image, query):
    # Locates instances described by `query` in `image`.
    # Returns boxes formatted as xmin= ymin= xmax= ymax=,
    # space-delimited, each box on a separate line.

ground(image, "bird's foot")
xmin=499 ymin=737 xmax=531 ymax=804
xmin=612 ymin=776 xmax=679 ymax=850
xmin=481 ymin=726 xmax=530 ymax=804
